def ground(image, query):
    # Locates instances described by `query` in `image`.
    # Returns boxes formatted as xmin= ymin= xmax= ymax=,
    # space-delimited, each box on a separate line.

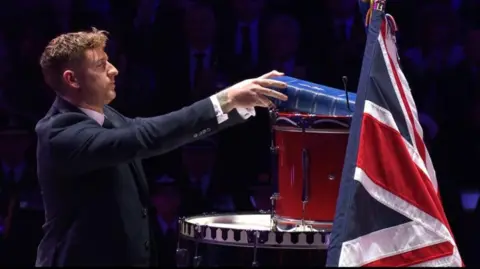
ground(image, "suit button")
xmin=193 ymin=133 xmax=198 ymax=138
xmin=144 ymin=240 xmax=150 ymax=250
xmin=142 ymin=208 xmax=148 ymax=218
xmin=206 ymin=128 xmax=211 ymax=132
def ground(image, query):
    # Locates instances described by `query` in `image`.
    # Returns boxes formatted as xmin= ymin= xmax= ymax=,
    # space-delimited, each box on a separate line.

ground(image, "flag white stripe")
xmin=344 ymin=168 xmax=462 ymax=267
xmin=378 ymin=26 xmax=438 ymax=192
xmin=364 ymin=101 xmax=430 ymax=182
xmin=339 ymin=220 xmax=447 ymax=267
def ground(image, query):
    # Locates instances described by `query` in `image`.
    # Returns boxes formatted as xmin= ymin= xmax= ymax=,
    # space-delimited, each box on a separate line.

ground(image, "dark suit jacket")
xmin=35 ymin=96 xmax=246 ymax=267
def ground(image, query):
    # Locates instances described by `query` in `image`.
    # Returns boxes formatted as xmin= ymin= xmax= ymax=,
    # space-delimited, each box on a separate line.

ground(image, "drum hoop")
xmin=181 ymin=211 xmax=258 ymax=221
xmin=273 ymin=216 xmax=333 ymax=233
xmin=178 ymin=212 xmax=331 ymax=249
xmin=276 ymin=112 xmax=351 ymax=119
xmin=275 ymin=116 xmax=350 ymax=128
xmin=273 ymin=125 xmax=350 ymax=134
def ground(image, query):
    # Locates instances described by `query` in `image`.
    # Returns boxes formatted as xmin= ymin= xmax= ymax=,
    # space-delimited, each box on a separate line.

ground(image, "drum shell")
xmin=273 ymin=113 xmax=350 ymax=223
xmin=177 ymin=238 xmax=326 ymax=266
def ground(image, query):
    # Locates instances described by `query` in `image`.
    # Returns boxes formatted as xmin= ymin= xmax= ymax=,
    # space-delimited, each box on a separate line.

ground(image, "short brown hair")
xmin=39 ymin=27 xmax=109 ymax=90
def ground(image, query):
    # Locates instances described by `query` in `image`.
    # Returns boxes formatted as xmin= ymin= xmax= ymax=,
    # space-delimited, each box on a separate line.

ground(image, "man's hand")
xmin=215 ymin=70 xmax=288 ymax=113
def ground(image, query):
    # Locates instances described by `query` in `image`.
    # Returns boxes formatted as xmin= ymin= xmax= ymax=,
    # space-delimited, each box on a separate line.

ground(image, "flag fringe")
xmin=385 ymin=14 xmax=398 ymax=33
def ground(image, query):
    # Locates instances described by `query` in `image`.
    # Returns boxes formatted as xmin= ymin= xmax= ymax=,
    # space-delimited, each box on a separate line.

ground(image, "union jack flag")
xmin=325 ymin=1 xmax=463 ymax=267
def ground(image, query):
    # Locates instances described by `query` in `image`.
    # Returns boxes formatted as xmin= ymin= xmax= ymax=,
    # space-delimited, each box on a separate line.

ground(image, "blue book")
xmin=270 ymin=76 xmax=357 ymax=117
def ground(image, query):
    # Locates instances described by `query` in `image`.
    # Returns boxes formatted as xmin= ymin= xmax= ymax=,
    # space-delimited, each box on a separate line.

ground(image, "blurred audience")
xmin=0 ymin=0 xmax=478 ymax=267
xmin=151 ymin=176 xmax=181 ymax=267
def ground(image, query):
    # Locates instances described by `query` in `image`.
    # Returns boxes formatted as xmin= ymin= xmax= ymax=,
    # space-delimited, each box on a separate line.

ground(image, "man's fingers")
xmin=257 ymin=95 xmax=275 ymax=108
xmin=258 ymin=70 xmax=284 ymax=79
xmin=254 ymin=78 xmax=287 ymax=89
xmin=252 ymin=86 xmax=288 ymax=101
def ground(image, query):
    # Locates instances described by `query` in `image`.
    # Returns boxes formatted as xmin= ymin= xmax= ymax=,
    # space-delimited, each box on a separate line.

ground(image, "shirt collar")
xmin=79 ymin=107 xmax=105 ymax=125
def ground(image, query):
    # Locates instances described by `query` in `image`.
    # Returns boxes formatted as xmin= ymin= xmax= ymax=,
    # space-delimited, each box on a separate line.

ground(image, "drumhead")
xmin=183 ymin=213 xmax=272 ymax=230
xmin=178 ymin=212 xmax=331 ymax=249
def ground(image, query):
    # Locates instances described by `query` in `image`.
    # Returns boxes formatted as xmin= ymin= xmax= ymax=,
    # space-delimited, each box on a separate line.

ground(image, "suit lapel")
xmin=52 ymin=98 xmax=151 ymax=204
xmin=103 ymin=107 xmax=150 ymax=205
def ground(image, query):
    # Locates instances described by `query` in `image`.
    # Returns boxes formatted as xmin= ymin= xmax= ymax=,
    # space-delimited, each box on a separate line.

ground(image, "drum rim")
xmin=178 ymin=211 xmax=331 ymax=250
xmin=180 ymin=211 xmax=268 ymax=222
xmin=180 ymin=211 xmax=334 ymax=231
xmin=276 ymin=112 xmax=352 ymax=119
xmin=273 ymin=125 xmax=350 ymax=134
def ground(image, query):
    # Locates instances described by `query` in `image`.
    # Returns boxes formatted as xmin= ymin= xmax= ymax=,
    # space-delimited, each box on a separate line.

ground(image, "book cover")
xmin=270 ymin=76 xmax=357 ymax=117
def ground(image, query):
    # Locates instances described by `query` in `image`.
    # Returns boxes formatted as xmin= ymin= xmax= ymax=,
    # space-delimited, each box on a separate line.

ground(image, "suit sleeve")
xmin=45 ymin=98 xmax=245 ymax=175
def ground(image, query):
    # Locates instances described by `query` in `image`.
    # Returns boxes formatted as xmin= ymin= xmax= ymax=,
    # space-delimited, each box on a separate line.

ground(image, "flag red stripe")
xmin=358 ymin=114 xmax=450 ymax=227
xmin=363 ymin=241 xmax=454 ymax=267
xmin=380 ymin=22 xmax=428 ymax=165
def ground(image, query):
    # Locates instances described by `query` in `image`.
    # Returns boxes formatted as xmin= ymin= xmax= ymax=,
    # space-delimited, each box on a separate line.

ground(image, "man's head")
xmin=39 ymin=28 xmax=118 ymax=109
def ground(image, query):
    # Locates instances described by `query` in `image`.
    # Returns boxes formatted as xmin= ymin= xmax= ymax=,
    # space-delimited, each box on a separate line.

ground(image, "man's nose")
xmin=108 ymin=62 xmax=119 ymax=76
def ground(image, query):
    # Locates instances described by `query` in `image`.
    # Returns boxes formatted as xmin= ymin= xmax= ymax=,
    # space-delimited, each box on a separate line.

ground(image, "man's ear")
xmin=62 ymin=70 xmax=80 ymax=89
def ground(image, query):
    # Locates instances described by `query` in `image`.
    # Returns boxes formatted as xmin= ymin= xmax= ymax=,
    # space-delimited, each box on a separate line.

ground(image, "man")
xmin=35 ymin=28 xmax=287 ymax=267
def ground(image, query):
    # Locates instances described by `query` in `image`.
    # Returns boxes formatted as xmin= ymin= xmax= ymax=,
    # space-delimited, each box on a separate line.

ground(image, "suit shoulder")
xmin=35 ymin=110 xmax=99 ymax=140
xmin=105 ymin=105 xmax=131 ymax=121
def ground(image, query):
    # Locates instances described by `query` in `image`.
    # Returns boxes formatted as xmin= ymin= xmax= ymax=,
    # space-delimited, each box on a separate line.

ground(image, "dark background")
xmin=0 ymin=0 xmax=479 ymax=267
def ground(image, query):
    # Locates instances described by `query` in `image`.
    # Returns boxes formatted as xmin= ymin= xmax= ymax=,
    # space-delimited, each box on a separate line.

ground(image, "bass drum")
xmin=176 ymin=212 xmax=331 ymax=267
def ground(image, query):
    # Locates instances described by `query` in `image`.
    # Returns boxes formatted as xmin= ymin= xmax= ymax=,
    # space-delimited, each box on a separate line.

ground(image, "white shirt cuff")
xmin=236 ymin=107 xmax=256 ymax=119
xmin=210 ymin=95 xmax=229 ymax=124
xmin=210 ymin=95 xmax=256 ymax=124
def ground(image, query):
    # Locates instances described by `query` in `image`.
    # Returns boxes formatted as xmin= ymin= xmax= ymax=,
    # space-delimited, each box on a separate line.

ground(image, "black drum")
xmin=176 ymin=212 xmax=331 ymax=267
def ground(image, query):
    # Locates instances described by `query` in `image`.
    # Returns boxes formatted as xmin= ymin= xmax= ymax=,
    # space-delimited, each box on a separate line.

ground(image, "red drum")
xmin=272 ymin=112 xmax=351 ymax=227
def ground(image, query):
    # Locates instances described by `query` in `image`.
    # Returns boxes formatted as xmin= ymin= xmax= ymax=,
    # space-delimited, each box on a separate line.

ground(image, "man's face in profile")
xmin=76 ymin=47 xmax=119 ymax=105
